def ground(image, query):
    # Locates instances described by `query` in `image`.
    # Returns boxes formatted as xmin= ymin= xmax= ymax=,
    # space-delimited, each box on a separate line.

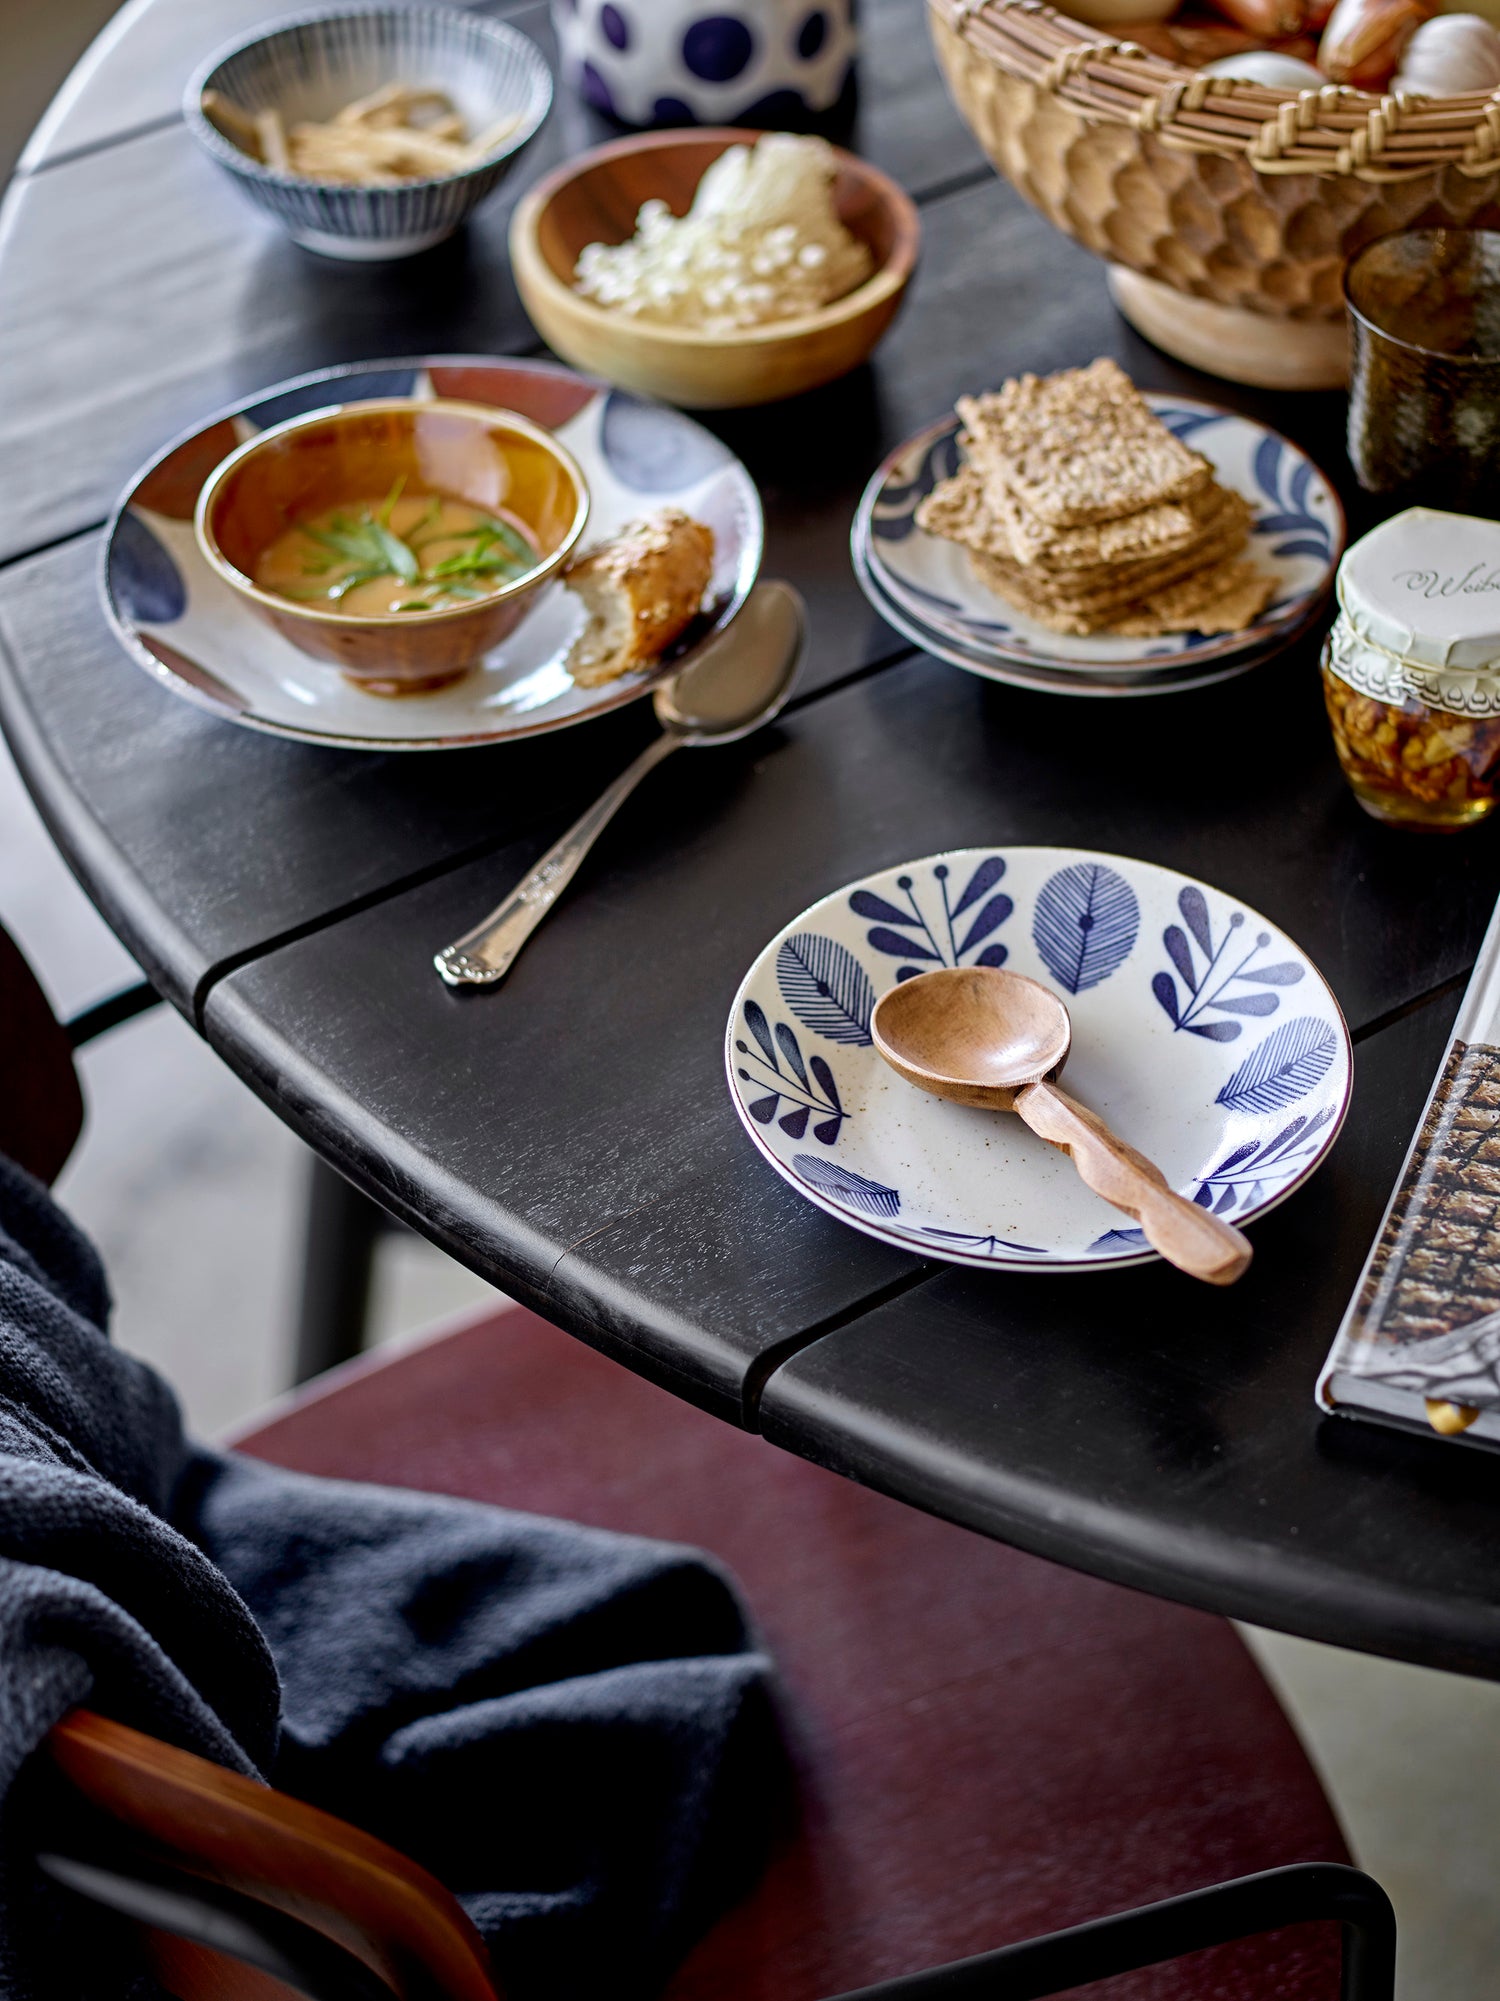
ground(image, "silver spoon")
xmin=434 ymin=581 xmax=806 ymax=988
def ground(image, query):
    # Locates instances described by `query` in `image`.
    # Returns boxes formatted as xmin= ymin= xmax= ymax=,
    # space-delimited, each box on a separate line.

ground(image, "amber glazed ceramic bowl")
xmin=509 ymin=128 xmax=920 ymax=410
xmin=195 ymin=399 xmax=589 ymax=694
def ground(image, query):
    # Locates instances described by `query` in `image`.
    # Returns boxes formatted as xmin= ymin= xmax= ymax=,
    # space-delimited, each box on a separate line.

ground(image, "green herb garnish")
xmin=375 ymin=474 xmax=407 ymax=527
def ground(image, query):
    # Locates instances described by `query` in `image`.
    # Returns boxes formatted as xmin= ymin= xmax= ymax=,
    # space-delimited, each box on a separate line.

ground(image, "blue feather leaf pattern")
xmin=957 ymin=893 xmax=1014 ymax=956
xmin=793 ymin=1155 xmax=901 ymax=1219
xmin=809 ymin=1056 xmax=842 ymax=1110
xmin=775 ymin=1021 xmax=809 ymax=1086
xmin=1215 ymin=1015 xmax=1339 ymax=1112
xmin=1164 ymin=926 xmax=1196 ymax=989
xmin=1178 ymin=886 xmax=1213 ymax=956
xmin=736 ymin=1008 xmax=849 ymax=1144
xmin=1032 ymin=863 xmax=1140 ymax=995
xmin=849 ymin=889 xmax=916 ymax=926
xmin=776 ymin=934 xmax=876 ymax=1046
xmin=1152 ymin=971 xmax=1180 ymax=1024
xmin=742 ymin=998 xmax=775 ymax=1063
xmin=1211 ymin=992 xmax=1280 ymax=1016
xmin=1239 ymin=962 xmax=1305 ymax=986
xmin=1188 ymin=1020 xmax=1242 ymax=1042
xmin=868 ymin=927 xmax=941 ymax=963
xmin=951 ymin=855 xmax=1006 ymax=920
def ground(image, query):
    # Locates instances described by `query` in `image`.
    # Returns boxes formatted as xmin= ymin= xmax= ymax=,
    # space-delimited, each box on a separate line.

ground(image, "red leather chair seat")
xmin=231 ymin=1305 xmax=1347 ymax=2001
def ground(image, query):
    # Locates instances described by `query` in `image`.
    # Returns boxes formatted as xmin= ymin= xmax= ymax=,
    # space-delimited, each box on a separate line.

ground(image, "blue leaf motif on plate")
xmin=599 ymin=390 xmax=732 ymax=491
xmin=246 ymin=369 xmax=419 ymax=430
xmin=1032 ymin=862 xmax=1140 ymax=995
xmin=112 ymin=511 xmax=186 ymax=624
xmin=870 ymin=426 xmax=962 ymax=544
xmin=1153 ymin=889 xmax=1304 ymax=1041
xmin=1190 ymin=1104 xmax=1339 ymax=1218
xmin=1215 ymin=1015 xmax=1339 ymax=1114
xmin=1155 ymin=407 xmax=1227 ymax=442
xmin=855 ymin=860 xmax=1013 ymax=978
xmin=736 ymin=1003 xmax=847 ymax=1143
xmin=776 ymin=934 xmax=875 ymax=1046
xmin=793 ymin=1155 xmax=900 ymax=1219
xmin=1249 ymin=430 xmax=1331 ymax=563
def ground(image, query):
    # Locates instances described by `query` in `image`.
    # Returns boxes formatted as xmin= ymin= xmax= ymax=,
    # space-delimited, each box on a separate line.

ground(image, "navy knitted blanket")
xmin=0 ymin=1154 xmax=779 ymax=2000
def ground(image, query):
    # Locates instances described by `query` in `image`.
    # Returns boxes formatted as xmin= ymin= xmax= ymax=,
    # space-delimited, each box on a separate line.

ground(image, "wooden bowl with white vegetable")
xmin=929 ymin=0 xmax=1500 ymax=389
xmin=185 ymin=6 xmax=551 ymax=261
xmin=510 ymin=129 xmax=921 ymax=409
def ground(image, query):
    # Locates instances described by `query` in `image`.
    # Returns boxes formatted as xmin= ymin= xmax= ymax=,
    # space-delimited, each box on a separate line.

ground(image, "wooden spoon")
xmin=871 ymin=966 xmax=1252 ymax=1286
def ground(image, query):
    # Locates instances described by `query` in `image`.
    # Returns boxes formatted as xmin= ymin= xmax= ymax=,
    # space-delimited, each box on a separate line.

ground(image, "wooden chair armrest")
xmin=43 ymin=1711 xmax=500 ymax=2001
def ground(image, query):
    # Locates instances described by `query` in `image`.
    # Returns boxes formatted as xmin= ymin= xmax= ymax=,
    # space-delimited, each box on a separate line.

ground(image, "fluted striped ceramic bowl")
xmin=185 ymin=7 xmax=552 ymax=261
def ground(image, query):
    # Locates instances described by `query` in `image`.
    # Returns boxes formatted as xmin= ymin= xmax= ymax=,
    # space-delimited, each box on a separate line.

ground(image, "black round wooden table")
xmin=6 ymin=0 xmax=1500 ymax=1681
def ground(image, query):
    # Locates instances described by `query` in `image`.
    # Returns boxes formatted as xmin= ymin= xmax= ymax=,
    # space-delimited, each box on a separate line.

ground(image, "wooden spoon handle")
xmin=1012 ymin=1079 xmax=1252 ymax=1287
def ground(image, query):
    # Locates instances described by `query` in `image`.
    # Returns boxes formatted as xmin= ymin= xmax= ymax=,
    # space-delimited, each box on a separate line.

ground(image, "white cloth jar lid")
xmin=1336 ymin=506 xmax=1500 ymax=674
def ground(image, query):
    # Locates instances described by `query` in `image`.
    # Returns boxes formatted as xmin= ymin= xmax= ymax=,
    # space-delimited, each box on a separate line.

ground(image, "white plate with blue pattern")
xmin=854 ymin=396 xmax=1343 ymax=682
xmin=727 ymin=849 xmax=1352 ymax=1273
xmin=101 ymin=356 xmax=762 ymax=751
xmin=852 ymin=541 xmax=1326 ymax=700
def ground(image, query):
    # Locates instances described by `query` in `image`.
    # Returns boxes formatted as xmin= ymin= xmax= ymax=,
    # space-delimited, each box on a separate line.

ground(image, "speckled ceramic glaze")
xmin=727 ymin=848 xmax=1352 ymax=1272
xmin=101 ymin=356 xmax=762 ymax=750
xmin=552 ymin=0 xmax=856 ymax=127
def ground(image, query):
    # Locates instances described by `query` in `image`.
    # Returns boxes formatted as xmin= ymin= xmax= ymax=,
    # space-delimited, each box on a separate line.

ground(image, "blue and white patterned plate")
xmin=727 ymin=848 xmax=1352 ymax=1273
xmin=855 ymin=397 xmax=1344 ymax=681
xmin=853 ymin=542 xmax=1328 ymax=701
xmin=101 ymin=356 xmax=762 ymax=751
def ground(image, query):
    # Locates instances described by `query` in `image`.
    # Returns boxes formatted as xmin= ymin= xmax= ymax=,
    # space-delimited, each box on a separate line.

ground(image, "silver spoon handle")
xmin=434 ymin=730 xmax=681 ymax=988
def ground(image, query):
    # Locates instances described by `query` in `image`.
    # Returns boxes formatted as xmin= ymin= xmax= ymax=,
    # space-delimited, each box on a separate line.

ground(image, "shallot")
xmin=1318 ymin=0 xmax=1433 ymax=87
xmin=1392 ymin=11 xmax=1500 ymax=93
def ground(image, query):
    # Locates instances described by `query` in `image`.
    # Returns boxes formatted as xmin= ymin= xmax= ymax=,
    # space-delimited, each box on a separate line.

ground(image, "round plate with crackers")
xmin=854 ymin=373 xmax=1343 ymax=696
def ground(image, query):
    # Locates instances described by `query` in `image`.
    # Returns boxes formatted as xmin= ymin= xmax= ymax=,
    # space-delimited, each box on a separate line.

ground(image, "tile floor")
xmin=5 ymin=8 xmax=1500 ymax=1994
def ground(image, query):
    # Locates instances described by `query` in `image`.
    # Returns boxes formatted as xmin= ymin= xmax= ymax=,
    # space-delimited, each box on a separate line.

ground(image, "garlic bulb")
xmin=1201 ymin=50 xmax=1328 ymax=84
xmin=1393 ymin=12 xmax=1500 ymax=93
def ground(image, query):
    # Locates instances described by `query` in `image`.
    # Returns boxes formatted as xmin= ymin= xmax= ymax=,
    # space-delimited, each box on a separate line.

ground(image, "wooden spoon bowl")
xmin=509 ymin=128 xmax=920 ymax=409
xmin=872 ymin=967 xmax=1253 ymax=1287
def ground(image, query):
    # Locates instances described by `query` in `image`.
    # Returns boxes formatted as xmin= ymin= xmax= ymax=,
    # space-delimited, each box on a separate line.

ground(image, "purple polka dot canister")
xmin=552 ymin=0 xmax=856 ymax=128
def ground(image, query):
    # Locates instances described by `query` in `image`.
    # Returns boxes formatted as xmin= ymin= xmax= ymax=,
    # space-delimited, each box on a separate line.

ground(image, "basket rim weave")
xmin=932 ymin=0 xmax=1500 ymax=181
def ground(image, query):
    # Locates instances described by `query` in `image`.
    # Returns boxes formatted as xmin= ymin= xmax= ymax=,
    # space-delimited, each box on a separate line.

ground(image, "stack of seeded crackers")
xmin=915 ymin=359 xmax=1275 ymax=638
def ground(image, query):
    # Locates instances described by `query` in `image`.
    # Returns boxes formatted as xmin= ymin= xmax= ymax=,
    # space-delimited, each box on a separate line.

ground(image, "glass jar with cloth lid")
xmin=1322 ymin=507 xmax=1500 ymax=831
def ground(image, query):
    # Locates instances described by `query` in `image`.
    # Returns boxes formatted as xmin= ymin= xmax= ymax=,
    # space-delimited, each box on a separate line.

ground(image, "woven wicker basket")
xmin=929 ymin=0 xmax=1500 ymax=383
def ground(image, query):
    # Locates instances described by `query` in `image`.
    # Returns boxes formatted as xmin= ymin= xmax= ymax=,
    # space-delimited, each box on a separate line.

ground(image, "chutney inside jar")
xmin=1321 ymin=644 xmax=1500 ymax=831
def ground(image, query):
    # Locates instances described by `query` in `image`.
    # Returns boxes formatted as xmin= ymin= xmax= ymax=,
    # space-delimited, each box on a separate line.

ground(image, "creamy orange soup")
xmin=253 ymin=485 xmax=541 ymax=617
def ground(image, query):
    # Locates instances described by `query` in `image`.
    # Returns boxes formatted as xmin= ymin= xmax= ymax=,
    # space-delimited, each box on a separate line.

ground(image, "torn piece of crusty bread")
xmin=563 ymin=509 xmax=715 ymax=687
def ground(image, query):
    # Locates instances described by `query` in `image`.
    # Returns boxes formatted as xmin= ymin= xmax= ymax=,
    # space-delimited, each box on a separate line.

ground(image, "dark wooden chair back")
xmin=41 ymin=1710 xmax=500 ymax=2001
xmin=0 ymin=919 xmax=83 ymax=1184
